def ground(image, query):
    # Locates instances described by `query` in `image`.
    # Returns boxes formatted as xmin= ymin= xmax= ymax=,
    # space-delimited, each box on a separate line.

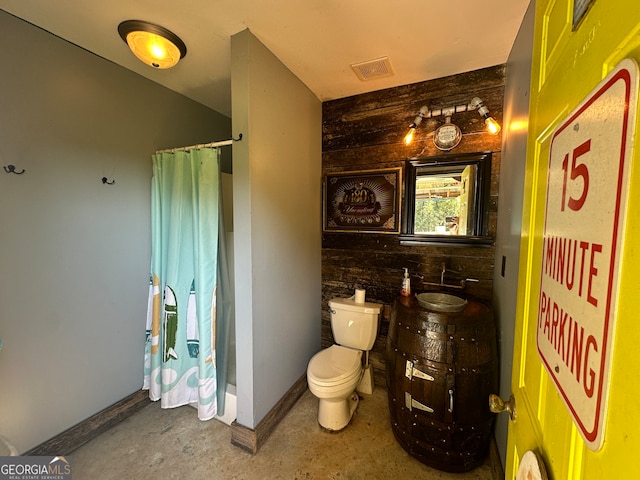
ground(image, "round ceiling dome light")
xmin=118 ymin=20 xmax=187 ymax=69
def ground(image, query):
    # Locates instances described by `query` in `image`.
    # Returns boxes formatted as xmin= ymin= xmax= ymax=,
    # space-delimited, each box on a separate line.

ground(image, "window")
xmin=401 ymin=152 xmax=492 ymax=246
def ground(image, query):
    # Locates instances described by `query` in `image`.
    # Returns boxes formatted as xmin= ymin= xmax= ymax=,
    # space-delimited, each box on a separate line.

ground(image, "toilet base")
xmin=356 ymin=365 xmax=374 ymax=395
xmin=317 ymin=392 xmax=359 ymax=431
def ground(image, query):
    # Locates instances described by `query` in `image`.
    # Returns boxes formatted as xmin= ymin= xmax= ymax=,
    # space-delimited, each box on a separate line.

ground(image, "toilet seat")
xmin=307 ymin=345 xmax=362 ymax=387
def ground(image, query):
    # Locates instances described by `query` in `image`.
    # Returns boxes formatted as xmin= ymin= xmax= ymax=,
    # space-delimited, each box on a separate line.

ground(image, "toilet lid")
xmin=308 ymin=345 xmax=362 ymax=386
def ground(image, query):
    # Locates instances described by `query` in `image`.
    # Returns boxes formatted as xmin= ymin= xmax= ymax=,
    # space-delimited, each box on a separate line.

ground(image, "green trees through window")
xmin=414 ymin=197 xmax=460 ymax=234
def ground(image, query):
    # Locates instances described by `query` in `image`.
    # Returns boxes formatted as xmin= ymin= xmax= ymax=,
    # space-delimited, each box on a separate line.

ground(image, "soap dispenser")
xmin=401 ymin=268 xmax=411 ymax=297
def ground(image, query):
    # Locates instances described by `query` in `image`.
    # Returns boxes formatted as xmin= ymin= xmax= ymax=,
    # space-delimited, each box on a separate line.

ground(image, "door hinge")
xmin=405 ymin=392 xmax=434 ymax=413
xmin=405 ymin=360 xmax=435 ymax=381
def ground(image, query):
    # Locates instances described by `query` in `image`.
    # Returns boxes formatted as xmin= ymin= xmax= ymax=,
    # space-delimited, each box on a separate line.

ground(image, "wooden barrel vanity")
xmin=385 ymin=293 xmax=498 ymax=472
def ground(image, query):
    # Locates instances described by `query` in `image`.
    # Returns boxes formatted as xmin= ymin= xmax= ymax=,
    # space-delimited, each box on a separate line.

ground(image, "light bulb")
xmin=404 ymin=127 xmax=416 ymax=145
xmin=403 ymin=107 xmax=428 ymax=145
xmin=485 ymin=116 xmax=501 ymax=135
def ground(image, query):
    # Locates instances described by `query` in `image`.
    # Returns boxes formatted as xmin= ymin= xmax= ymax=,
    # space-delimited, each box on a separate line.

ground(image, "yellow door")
xmin=507 ymin=0 xmax=640 ymax=477
xmin=458 ymin=165 xmax=473 ymax=235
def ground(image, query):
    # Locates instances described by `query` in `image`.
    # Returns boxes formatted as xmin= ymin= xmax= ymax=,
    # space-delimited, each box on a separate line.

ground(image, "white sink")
xmin=416 ymin=292 xmax=468 ymax=312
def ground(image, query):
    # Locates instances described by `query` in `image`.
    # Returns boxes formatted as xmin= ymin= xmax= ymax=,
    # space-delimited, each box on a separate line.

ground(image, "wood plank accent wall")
xmin=321 ymin=65 xmax=506 ymax=387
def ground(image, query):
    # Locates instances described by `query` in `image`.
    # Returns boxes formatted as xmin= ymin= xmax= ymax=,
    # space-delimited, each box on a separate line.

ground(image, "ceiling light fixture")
xmin=403 ymin=97 xmax=501 ymax=151
xmin=118 ymin=20 xmax=187 ymax=69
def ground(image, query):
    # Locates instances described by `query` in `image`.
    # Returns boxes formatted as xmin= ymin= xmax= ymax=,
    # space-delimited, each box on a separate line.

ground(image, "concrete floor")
xmin=72 ymin=387 xmax=494 ymax=479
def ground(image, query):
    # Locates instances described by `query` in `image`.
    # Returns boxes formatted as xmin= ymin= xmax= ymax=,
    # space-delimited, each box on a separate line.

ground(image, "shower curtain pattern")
xmin=143 ymin=148 xmax=220 ymax=420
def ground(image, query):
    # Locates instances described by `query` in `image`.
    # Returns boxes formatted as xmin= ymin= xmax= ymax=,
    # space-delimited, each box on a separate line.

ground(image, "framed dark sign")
xmin=323 ymin=167 xmax=402 ymax=233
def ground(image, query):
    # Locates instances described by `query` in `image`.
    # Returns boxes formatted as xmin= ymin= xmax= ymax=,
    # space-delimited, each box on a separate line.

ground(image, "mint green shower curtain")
xmin=143 ymin=147 xmax=229 ymax=420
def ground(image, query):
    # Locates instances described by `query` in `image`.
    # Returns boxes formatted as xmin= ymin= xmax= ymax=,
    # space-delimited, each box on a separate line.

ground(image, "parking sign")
xmin=537 ymin=58 xmax=638 ymax=450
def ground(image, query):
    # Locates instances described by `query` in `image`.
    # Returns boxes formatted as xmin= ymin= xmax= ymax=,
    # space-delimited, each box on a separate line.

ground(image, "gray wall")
xmin=0 ymin=11 xmax=230 ymax=453
xmin=231 ymin=29 xmax=322 ymax=428
xmin=491 ymin=0 xmax=534 ymax=467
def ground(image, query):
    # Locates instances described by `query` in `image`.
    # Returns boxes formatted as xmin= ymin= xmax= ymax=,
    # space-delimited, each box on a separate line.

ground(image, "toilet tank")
xmin=329 ymin=298 xmax=382 ymax=351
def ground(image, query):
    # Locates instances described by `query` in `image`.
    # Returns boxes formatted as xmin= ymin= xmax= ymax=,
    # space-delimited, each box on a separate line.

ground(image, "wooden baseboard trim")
xmin=25 ymin=389 xmax=151 ymax=456
xmin=231 ymin=373 xmax=308 ymax=454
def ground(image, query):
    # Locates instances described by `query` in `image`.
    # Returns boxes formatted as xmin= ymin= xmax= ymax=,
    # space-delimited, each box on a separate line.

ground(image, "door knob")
xmin=489 ymin=393 xmax=516 ymax=421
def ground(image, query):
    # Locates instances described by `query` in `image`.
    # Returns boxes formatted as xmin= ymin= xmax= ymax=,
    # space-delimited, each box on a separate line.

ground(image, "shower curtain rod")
xmin=155 ymin=133 xmax=243 ymax=154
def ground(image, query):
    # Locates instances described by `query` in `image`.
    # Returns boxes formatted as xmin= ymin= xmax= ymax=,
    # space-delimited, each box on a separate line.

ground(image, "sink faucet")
xmin=419 ymin=263 xmax=478 ymax=290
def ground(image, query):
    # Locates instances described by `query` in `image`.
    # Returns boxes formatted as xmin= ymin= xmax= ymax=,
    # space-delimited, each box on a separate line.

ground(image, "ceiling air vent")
xmin=351 ymin=56 xmax=394 ymax=81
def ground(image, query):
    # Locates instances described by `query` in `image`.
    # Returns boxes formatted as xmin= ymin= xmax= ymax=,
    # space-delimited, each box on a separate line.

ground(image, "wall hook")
xmin=232 ymin=133 xmax=243 ymax=141
xmin=102 ymin=177 xmax=115 ymax=185
xmin=3 ymin=165 xmax=26 ymax=174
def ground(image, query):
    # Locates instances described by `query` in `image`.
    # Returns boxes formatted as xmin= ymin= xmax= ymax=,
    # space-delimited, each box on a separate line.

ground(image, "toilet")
xmin=307 ymin=296 xmax=382 ymax=431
